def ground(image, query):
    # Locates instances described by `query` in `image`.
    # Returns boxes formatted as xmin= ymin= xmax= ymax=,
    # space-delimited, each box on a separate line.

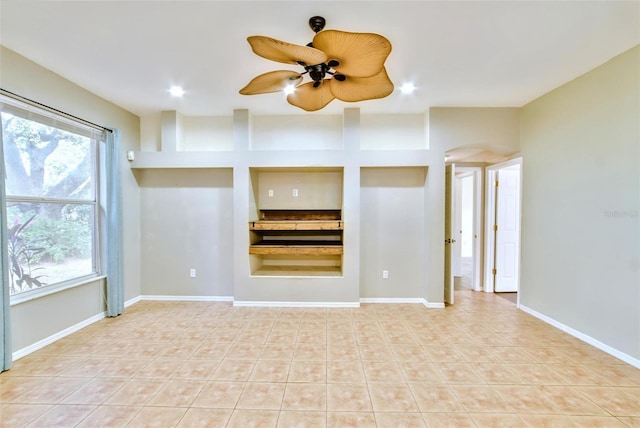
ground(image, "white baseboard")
xmin=13 ymin=311 xmax=106 ymax=361
xmin=360 ymin=298 xmax=425 ymax=304
xmin=359 ymin=298 xmax=445 ymax=308
xmin=519 ymin=304 xmax=640 ymax=369
xmin=124 ymin=296 xmax=141 ymax=307
xmin=139 ymin=295 xmax=234 ymax=302
xmin=423 ymin=301 xmax=445 ymax=309
xmin=233 ymin=300 xmax=359 ymax=308
xmin=137 ymin=295 xmax=442 ymax=308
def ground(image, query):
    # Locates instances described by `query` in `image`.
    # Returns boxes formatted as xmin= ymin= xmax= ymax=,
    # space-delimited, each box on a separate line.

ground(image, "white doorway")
xmin=485 ymin=158 xmax=522 ymax=301
xmin=452 ymin=167 xmax=483 ymax=292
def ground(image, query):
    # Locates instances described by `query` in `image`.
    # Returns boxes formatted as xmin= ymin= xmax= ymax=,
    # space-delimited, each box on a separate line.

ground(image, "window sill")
xmin=9 ymin=274 xmax=106 ymax=306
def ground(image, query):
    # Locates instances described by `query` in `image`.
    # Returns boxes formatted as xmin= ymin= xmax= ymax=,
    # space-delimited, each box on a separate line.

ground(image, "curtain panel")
xmin=106 ymin=129 xmax=124 ymax=317
xmin=1 ymin=120 xmax=13 ymax=371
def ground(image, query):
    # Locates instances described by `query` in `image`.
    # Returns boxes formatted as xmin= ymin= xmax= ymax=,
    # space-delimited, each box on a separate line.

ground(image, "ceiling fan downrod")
xmin=305 ymin=19 xmax=346 ymax=88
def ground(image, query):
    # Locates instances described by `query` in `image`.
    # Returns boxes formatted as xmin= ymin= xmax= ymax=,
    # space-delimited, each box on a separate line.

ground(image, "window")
xmin=1 ymin=95 xmax=103 ymax=299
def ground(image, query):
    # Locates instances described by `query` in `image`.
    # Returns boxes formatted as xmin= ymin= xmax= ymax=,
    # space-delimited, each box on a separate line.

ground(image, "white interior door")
xmin=444 ymin=164 xmax=455 ymax=304
xmin=452 ymin=177 xmax=462 ymax=277
xmin=456 ymin=168 xmax=483 ymax=292
xmin=494 ymin=165 xmax=521 ymax=292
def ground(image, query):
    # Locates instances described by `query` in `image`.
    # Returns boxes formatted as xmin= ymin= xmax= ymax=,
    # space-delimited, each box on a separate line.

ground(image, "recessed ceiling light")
xmin=400 ymin=82 xmax=416 ymax=94
xmin=169 ymin=86 xmax=185 ymax=97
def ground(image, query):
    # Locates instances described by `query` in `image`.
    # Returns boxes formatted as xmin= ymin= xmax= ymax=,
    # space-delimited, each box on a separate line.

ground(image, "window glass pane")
xmin=2 ymin=111 xmax=95 ymax=199
xmin=6 ymin=202 xmax=95 ymax=295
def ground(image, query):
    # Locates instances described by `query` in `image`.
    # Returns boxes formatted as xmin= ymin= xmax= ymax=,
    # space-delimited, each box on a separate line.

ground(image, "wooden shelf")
xmin=250 ymin=241 xmax=343 ymax=256
xmin=250 ymin=220 xmax=343 ymax=231
xmin=252 ymin=265 xmax=342 ymax=277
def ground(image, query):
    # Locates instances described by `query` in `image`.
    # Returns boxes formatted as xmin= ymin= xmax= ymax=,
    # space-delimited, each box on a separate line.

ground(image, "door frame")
xmin=484 ymin=157 xmax=523 ymax=303
xmin=444 ymin=164 xmax=455 ymax=305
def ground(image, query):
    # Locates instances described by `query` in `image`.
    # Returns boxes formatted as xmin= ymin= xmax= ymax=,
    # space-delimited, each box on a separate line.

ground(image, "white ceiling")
xmin=1 ymin=1 xmax=638 ymax=117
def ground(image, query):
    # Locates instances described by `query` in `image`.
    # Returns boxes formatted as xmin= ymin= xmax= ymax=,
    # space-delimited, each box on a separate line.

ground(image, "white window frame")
xmin=1 ymin=94 xmax=105 ymax=305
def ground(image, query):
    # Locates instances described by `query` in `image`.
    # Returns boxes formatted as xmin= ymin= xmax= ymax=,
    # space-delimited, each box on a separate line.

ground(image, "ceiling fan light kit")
xmin=240 ymin=16 xmax=393 ymax=111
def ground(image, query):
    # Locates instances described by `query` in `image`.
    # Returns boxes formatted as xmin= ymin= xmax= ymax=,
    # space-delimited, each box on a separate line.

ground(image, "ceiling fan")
xmin=240 ymin=16 xmax=393 ymax=112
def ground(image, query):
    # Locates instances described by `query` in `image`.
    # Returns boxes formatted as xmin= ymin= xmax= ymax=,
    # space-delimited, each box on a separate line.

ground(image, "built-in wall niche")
xmin=360 ymin=114 xmax=428 ymax=150
xmin=248 ymin=167 xmax=344 ymax=276
xmin=182 ymin=116 xmax=233 ymax=151
xmin=140 ymin=112 xmax=233 ymax=152
xmin=251 ymin=115 xmax=343 ymax=151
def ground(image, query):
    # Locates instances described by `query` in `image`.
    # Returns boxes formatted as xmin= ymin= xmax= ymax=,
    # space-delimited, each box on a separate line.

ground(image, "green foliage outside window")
xmin=7 ymin=214 xmax=46 ymax=294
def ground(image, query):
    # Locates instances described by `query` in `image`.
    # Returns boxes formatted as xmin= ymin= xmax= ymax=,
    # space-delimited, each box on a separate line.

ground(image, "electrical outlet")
xmin=268 ymin=189 xmax=274 ymax=197
xmin=190 ymin=269 xmax=196 ymax=278
xmin=382 ymin=270 xmax=389 ymax=279
xmin=292 ymin=188 xmax=299 ymax=197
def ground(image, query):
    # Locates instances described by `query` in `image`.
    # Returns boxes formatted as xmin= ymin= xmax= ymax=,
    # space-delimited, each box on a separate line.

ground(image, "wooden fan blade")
xmin=247 ymin=36 xmax=328 ymax=65
xmin=239 ymin=70 xmax=302 ymax=95
xmin=287 ymin=82 xmax=335 ymax=111
xmin=329 ymin=67 xmax=394 ymax=102
xmin=312 ymin=30 xmax=391 ymax=78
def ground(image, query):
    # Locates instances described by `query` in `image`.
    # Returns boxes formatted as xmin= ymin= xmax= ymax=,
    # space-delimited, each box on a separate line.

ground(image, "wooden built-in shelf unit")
xmin=249 ymin=210 xmax=343 ymax=276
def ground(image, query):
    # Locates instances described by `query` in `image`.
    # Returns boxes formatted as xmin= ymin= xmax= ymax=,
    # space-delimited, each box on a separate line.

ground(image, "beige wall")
xmin=183 ymin=116 xmax=234 ymax=151
xmin=137 ymin=168 xmax=234 ymax=297
xmin=429 ymin=107 xmax=521 ymax=154
xmin=1 ymin=47 xmax=141 ymax=352
xmin=361 ymin=114 xmax=428 ymax=150
xmin=256 ymin=170 xmax=343 ymax=210
xmin=252 ymin=115 xmax=343 ymax=151
xmin=520 ymin=45 xmax=639 ymax=359
xmin=360 ymin=167 xmax=427 ymax=298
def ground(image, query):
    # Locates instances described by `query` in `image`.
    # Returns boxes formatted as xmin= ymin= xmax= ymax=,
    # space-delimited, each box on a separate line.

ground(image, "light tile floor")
xmin=1 ymin=290 xmax=639 ymax=427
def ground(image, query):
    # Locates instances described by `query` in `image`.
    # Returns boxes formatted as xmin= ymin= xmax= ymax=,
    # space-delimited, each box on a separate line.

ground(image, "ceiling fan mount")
xmin=308 ymin=16 xmax=326 ymax=33
xmin=240 ymin=16 xmax=394 ymax=111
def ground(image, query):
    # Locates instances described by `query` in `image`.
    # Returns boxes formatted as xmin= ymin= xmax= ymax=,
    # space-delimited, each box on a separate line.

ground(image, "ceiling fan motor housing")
xmin=308 ymin=64 xmax=327 ymax=85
